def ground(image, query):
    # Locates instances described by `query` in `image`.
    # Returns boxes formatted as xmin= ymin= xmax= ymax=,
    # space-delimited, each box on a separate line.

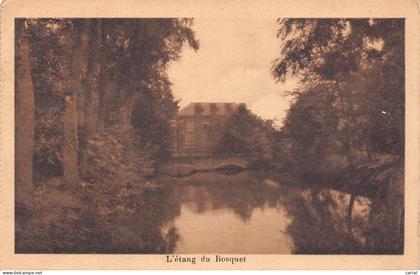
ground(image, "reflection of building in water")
xmin=173 ymin=102 xmax=245 ymax=157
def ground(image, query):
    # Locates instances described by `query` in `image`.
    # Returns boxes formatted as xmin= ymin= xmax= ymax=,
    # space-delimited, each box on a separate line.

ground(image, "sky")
xmin=168 ymin=18 xmax=299 ymax=126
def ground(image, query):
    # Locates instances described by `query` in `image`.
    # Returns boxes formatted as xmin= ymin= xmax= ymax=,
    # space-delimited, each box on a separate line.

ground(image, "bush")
xmin=80 ymin=126 xmax=158 ymax=185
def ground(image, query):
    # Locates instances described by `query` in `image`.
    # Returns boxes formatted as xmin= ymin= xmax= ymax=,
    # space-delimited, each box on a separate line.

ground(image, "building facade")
xmin=173 ymin=102 xmax=244 ymax=157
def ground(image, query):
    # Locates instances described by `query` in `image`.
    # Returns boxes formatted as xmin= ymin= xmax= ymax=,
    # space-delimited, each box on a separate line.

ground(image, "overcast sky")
xmin=168 ymin=18 xmax=298 ymax=126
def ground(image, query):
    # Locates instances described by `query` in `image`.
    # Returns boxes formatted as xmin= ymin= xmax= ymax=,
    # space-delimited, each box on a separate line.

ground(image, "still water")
xmin=137 ymin=171 xmax=401 ymax=254
xmin=161 ymin=184 xmax=294 ymax=254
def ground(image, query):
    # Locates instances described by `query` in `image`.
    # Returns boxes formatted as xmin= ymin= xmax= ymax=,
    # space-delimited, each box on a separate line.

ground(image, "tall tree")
xmin=20 ymin=18 xmax=199 ymax=183
xmin=62 ymin=20 xmax=90 ymax=184
xmin=15 ymin=19 xmax=35 ymax=202
xmin=273 ymin=19 xmax=404 ymax=163
xmin=83 ymin=19 xmax=103 ymax=137
xmin=216 ymin=105 xmax=274 ymax=158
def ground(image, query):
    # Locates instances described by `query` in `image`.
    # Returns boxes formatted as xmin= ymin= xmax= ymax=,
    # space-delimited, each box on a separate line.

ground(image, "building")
xmin=173 ymin=102 xmax=245 ymax=157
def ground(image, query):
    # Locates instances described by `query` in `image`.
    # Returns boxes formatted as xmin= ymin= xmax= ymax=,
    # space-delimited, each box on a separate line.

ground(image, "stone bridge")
xmin=160 ymin=156 xmax=250 ymax=177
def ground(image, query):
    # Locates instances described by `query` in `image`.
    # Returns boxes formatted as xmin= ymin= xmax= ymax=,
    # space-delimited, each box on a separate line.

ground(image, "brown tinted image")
xmin=15 ymin=18 xmax=404 ymax=254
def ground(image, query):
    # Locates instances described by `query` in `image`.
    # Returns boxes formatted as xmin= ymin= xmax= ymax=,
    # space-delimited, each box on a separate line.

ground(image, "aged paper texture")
xmin=1 ymin=0 xmax=419 ymax=270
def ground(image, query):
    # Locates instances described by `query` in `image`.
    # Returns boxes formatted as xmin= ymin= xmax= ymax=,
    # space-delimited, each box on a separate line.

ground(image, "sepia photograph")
xmin=13 ymin=16 xmax=406 ymax=256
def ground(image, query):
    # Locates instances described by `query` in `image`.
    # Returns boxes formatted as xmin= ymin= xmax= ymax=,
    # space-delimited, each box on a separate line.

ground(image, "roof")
xmin=178 ymin=102 xmax=245 ymax=117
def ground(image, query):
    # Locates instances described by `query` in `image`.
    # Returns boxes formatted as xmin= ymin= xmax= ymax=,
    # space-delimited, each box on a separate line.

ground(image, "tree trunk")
xmin=347 ymin=194 xmax=356 ymax=232
xmin=121 ymin=92 xmax=140 ymax=129
xmin=336 ymin=81 xmax=354 ymax=167
xmin=79 ymin=20 xmax=103 ymax=180
xmin=84 ymin=19 xmax=102 ymax=137
xmin=97 ymin=75 xmax=115 ymax=129
xmin=63 ymin=20 xmax=90 ymax=185
xmin=384 ymin=168 xmax=404 ymax=253
xmin=15 ymin=19 xmax=35 ymax=203
xmin=63 ymin=92 xmax=80 ymax=184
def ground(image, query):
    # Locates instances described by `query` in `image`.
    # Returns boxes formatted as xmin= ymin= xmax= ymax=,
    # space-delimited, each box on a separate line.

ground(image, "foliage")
xmin=272 ymin=19 xmax=404 ymax=180
xmin=16 ymin=18 xmax=198 ymax=252
xmin=15 ymin=176 xmax=180 ymax=253
xmin=216 ymin=105 xmax=275 ymax=166
xmin=33 ymin=109 xmax=63 ymax=179
xmin=21 ymin=18 xmax=198 ymax=178
xmin=80 ymin=127 xmax=158 ymax=184
xmin=130 ymin=85 xmax=178 ymax=162
xmin=279 ymin=83 xmax=341 ymax=176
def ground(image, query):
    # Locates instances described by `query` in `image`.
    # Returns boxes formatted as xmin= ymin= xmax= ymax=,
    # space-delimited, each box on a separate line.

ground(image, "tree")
xmin=83 ymin=19 xmax=103 ymax=138
xmin=130 ymin=80 xmax=179 ymax=162
xmin=21 ymin=18 xmax=199 ymax=183
xmin=280 ymin=83 xmax=340 ymax=175
xmin=102 ymin=19 xmax=198 ymax=129
xmin=216 ymin=105 xmax=274 ymax=165
xmin=273 ymin=19 xmax=404 ymax=167
xmin=98 ymin=19 xmax=198 ymax=161
xmin=24 ymin=19 xmax=75 ymax=179
xmin=62 ymin=20 xmax=90 ymax=184
xmin=15 ymin=19 xmax=35 ymax=202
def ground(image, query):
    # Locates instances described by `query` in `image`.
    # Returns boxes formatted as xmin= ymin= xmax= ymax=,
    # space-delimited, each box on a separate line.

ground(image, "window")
xmin=202 ymin=119 xmax=209 ymax=130
xmin=210 ymin=103 xmax=219 ymax=115
xmin=194 ymin=103 xmax=204 ymax=115
xmin=225 ymin=103 xmax=232 ymax=114
xmin=184 ymin=121 xmax=195 ymax=145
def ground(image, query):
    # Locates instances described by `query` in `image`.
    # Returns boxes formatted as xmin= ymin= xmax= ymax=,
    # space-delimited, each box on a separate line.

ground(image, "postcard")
xmin=0 ymin=0 xmax=419 ymax=270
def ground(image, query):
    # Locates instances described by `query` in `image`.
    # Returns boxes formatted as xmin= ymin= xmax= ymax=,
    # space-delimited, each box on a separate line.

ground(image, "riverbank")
xmin=15 ymin=170 xmax=270 ymax=253
xmin=16 ymin=148 xmax=404 ymax=254
xmin=15 ymin=174 xmax=177 ymax=253
xmin=273 ymin=153 xmax=403 ymax=198
xmin=16 ymin=159 xmax=404 ymax=254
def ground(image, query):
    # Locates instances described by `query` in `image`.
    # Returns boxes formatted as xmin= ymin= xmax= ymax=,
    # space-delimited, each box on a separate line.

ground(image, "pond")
xmin=139 ymin=171 xmax=403 ymax=254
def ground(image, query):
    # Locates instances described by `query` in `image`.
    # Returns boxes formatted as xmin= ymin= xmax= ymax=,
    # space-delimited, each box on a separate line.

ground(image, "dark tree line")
xmin=216 ymin=104 xmax=275 ymax=167
xmin=15 ymin=18 xmax=198 ymax=204
xmin=269 ymin=20 xmax=404 ymax=252
xmin=272 ymin=19 xmax=404 ymax=180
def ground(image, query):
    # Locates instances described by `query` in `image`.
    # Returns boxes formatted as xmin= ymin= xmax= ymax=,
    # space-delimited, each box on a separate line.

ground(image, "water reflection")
xmin=160 ymin=176 xmax=293 ymax=253
xmin=93 ymin=185 xmax=182 ymax=253
xmin=129 ymin=171 xmax=402 ymax=254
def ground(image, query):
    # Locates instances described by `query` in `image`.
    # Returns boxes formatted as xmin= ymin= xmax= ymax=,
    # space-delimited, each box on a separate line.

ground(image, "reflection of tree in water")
xmin=16 ymin=183 xmax=182 ymax=254
xmin=280 ymin=188 xmax=363 ymax=254
xmin=187 ymin=180 xmax=365 ymax=253
xmin=91 ymin=185 xmax=182 ymax=253
xmin=280 ymin=187 xmax=403 ymax=254
xmin=360 ymin=197 xmax=404 ymax=254
xmin=175 ymin=172 xmax=281 ymax=221
xmin=171 ymin=171 xmax=402 ymax=254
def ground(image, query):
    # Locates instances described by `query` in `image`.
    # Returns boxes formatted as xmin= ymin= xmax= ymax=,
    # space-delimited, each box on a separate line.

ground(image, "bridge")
xmin=160 ymin=156 xmax=250 ymax=177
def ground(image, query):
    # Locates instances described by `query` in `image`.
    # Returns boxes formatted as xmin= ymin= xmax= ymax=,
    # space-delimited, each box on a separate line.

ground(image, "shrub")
xmin=80 ymin=126 xmax=158 ymax=185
